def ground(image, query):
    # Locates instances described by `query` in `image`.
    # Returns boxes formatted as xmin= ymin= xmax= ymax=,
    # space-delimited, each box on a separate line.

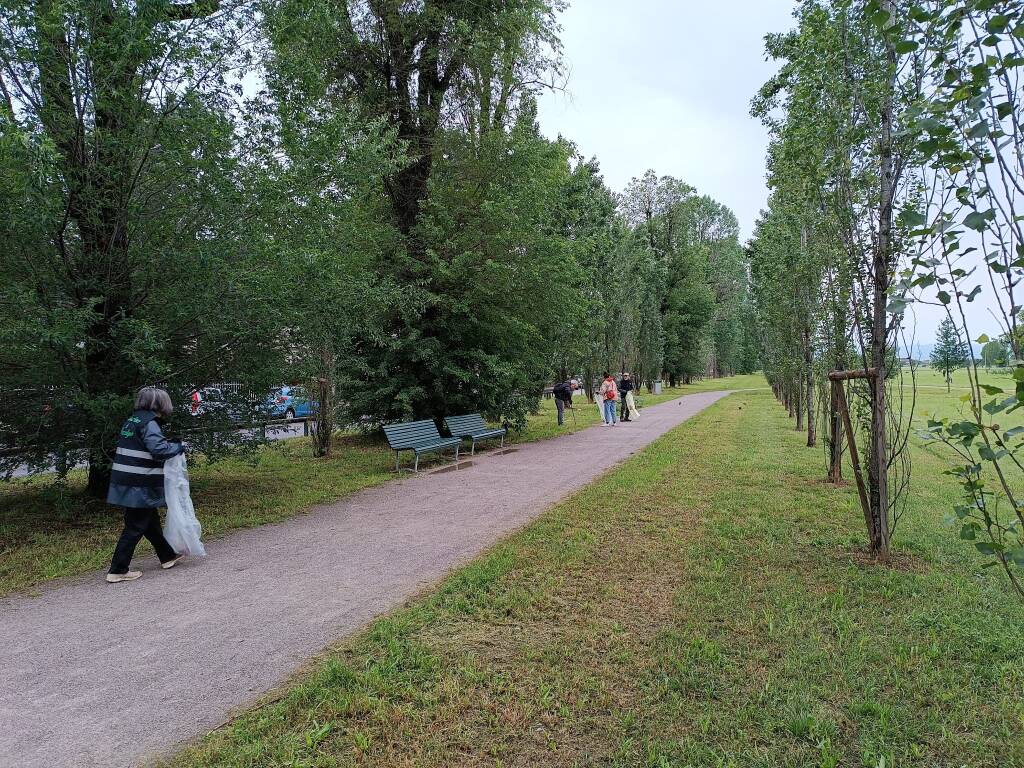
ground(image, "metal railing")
xmin=0 ymin=415 xmax=316 ymax=462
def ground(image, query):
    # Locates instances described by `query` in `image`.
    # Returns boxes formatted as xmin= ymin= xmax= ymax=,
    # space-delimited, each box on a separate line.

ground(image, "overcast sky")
xmin=536 ymin=0 xmax=796 ymax=241
xmin=535 ymin=0 xmax=998 ymax=349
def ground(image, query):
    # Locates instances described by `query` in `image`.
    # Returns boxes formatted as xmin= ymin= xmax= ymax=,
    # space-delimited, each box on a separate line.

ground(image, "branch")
xmin=0 ymin=70 xmax=14 ymax=119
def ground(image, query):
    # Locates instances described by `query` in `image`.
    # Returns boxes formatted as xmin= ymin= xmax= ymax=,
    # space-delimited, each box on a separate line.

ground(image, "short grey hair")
xmin=134 ymin=386 xmax=173 ymax=418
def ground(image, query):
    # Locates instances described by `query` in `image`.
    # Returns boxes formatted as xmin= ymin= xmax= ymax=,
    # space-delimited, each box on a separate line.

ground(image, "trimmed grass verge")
xmin=0 ymin=377 xmax=762 ymax=597
xmin=165 ymin=387 xmax=1023 ymax=768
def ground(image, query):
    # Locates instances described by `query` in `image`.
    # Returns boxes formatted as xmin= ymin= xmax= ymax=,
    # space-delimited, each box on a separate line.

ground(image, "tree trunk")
xmin=312 ymin=341 xmax=335 ymax=458
xmin=795 ymin=373 xmax=804 ymax=431
xmin=87 ymin=450 xmax=113 ymax=498
xmin=36 ymin=1 xmax=157 ymax=496
xmin=804 ymin=326 xmax=816 ymax=447
xmin=827 ymin=306 xmax=847 ymax=481
xmin=828 ymin=378 xmax=843 ymax=482
xmin=868 ymin=5 xmax=895 ymax=559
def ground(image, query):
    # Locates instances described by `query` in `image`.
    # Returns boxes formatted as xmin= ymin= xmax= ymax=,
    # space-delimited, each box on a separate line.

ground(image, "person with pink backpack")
xmin=598 ymin=372 xmax=618 ymax=426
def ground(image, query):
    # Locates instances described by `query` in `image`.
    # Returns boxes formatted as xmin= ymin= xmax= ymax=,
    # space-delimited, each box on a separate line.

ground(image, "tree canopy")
xmin=0 ymin=0 xmax=756 ymax=488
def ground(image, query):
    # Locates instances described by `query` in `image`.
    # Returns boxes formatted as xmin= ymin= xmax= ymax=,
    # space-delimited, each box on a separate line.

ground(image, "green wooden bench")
xmin=383 ymin=419 xmax=461 ymax=472
xmin=443 ymin=414 xmax=507 ymax=455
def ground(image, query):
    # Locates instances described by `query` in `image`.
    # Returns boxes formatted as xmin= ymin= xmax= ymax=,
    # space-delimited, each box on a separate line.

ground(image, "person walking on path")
xmin=552 ymin=378 xmax=575 ymax=426
xmin=599 ymin=372 xmax=618 ymax=426
xmin=618 ymin=372 xmax=635 ymax=422
xmin=106 ymin=387 xmax=186 ymax=583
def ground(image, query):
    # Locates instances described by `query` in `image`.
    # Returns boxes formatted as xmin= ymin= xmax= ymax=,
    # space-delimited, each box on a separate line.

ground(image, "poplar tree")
xmin=752 ymin=0 xmax=923 ymax=556
xmin=930 ymin=319 xmax=969 ymax=391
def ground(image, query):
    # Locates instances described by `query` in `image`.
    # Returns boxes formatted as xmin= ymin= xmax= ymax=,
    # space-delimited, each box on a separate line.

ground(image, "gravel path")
xmin=0 ymin=391 xmax=729 ymax=767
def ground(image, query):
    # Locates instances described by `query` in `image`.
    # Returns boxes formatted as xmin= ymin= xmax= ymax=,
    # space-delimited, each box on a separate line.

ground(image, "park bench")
xmin=443 ymin=413 xmax=507 ymax=455
xmin=383 ymin=419 xmax=461 ymax=472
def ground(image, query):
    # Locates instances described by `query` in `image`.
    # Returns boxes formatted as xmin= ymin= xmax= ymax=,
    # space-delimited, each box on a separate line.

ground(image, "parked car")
xmin=267 ymin=386 xmax=316 ymax=420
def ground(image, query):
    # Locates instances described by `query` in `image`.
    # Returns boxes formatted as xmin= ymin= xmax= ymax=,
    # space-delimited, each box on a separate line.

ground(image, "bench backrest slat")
xmin=383 ymin=419 xmax=443 ymax=449
xmin=444 ymin=413 xmax=491 ymax=437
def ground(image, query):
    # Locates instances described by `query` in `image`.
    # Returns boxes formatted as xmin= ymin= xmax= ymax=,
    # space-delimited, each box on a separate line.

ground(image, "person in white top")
xmin=598 ymin=372 xmax=618 ymax=426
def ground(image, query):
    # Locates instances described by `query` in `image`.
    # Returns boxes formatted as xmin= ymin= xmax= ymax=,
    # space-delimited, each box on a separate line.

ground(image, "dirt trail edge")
xmin=0 ymin=391 xmax=730 ymax=768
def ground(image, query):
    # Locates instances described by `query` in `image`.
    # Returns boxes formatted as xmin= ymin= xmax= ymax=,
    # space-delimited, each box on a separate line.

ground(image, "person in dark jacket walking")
xmin=105 ymin=387 xmax=185 ymax=583
xmin=552 ymin=379 xmax=575 ymax=426
xmin=618 ymin=373 xmax=635 ymax=422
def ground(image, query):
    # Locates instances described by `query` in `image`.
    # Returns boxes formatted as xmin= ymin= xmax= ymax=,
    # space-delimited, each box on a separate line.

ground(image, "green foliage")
xmin=895 ymin=0 xmax=1024 ymax=596
xmin=346 ymin=118 xmax=583 ymax=426
xmin=620 ymin=172 xmax=753 ymax=386
xmin=168 ymin=390 xmax=1024 ymax=767
xmin=751 ymin=0 xmax=925 ymax=555
xmin=1 ymin=0 xmax=757 ymax=492
xmin=930 ymin=319 xmax=970 ymax=389
xmin=0 ymin=0 xmax=287 ymax=490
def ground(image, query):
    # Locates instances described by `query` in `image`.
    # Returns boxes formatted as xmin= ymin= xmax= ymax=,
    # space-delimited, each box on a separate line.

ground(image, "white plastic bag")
xmin=626 ymin=390 xmax=640 ymax=420
xmin=163 ymin=453 xmax=206 ymax=557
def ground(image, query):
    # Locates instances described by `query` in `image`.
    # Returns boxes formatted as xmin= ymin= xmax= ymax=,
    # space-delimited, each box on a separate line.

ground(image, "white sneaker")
xmin=106 ymin=571 xmax=142 ymax=583
xmin=161 ymin=555 xmax=185 ymax=570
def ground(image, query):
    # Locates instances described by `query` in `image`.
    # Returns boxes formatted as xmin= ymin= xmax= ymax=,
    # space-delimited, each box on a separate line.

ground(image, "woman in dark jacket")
xmin=618 ymin=373 xmax=635 ymax=422
xmin=105 ymin=387 xmax=185 ymax=583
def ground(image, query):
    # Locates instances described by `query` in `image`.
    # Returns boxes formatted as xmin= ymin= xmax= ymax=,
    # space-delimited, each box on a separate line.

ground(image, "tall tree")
xmin=930 ymin=318 xmax=968 ymax=391
xmin=980 ymin=340 xmax=1008 ymax=370
xmin=269 ymin=0 xmax=571 ymax=426
xmin=752 ymin=0 xmax=922 ymax=556
xmin=0 ymin=0 xmax=282 ymax=492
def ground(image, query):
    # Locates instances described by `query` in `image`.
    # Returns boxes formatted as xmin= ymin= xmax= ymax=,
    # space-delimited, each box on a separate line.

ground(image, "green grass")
xmin=514 ymin=374 xmax=764 ymax=443
xmin=902 ymin=365 xmax=1015 ymax=412
xmin=163 ymin=377 xmax=1023 ymax=768
xmin=0 ymin=433 xmax=396 ymax=596
xmin=0 ymin=377 xmax=759 ymax=597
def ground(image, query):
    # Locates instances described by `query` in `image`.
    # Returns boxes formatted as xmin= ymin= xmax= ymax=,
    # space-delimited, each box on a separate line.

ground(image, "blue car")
xmin=267 ymin=386 xmax=315 ymax=420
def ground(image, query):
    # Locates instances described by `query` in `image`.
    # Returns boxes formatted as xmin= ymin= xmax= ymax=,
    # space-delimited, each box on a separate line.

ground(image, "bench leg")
xmin=470 ymin=441 xmax=475 ymax=456
xmin=395 ymin=451 xmax=401 ymax=473
xmin=501 ymin=433 xmax=505 ymax=449
xmin=455 ymin=445 xmax=461 ymax=462
xmin=414 ymin=453 xmax=420 ymax=473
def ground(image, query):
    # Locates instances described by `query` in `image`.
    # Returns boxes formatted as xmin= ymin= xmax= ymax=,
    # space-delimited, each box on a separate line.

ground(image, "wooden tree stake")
xmin=832 ymin=376 xmax=873 ymax=538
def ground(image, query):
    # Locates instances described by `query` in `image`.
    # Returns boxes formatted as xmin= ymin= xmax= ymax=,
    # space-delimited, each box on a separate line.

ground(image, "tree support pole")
xmin=828 ymin=368 xmax=880 ymax=555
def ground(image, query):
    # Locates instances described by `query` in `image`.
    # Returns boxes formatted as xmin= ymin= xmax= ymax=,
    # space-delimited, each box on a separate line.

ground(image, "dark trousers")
xmin=555 ymin=397 xmax=567 ymax=425
xmin=620 ymin=394 xmax=631 ymax=421
xmin=109 ymin=507 xmax=177 ymax=574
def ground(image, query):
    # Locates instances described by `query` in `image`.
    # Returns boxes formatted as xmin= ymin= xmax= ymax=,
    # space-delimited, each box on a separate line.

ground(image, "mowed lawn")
xmin=0 ymin=380 xmax=751 ymax=597
xmin=165 ymin=373 xmax=1023 ymax=768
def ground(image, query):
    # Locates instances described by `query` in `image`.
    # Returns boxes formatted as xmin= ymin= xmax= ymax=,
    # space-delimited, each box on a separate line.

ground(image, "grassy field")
xmin=0 ymin=379 xmax=756 ymax=598
xmin=163 ymin=369 xmax=1023 ymax=768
